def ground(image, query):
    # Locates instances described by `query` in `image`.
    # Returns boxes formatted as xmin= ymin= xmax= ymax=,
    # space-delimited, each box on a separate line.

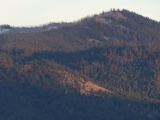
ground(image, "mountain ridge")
xmin=1 ymin=9 xmax=160 ymax=35
xmin=1 ymin=9 xmax=160 ymax=55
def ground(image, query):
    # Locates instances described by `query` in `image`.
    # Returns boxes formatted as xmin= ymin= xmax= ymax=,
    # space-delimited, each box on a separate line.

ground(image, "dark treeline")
xmin=0 ymin=83 xmax=160 ymax=120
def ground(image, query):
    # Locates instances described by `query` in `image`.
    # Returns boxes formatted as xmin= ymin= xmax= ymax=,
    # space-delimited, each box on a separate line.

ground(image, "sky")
xmin=0 ymin=0 xmax=160 ymax=27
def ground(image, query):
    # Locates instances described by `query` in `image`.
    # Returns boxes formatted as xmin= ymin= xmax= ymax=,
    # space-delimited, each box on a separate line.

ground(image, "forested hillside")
xmin=0 ymin=9 xmax=160 ymax=120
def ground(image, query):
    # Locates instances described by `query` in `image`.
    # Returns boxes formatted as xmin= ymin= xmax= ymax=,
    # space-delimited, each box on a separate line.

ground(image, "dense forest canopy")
xmin=0 ymin=9 xmax=160 ymax=120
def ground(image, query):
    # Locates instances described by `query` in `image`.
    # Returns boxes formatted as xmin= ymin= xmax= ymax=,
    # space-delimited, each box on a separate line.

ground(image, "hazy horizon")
xmin=0 ymin=0 xmax=160 ymax=27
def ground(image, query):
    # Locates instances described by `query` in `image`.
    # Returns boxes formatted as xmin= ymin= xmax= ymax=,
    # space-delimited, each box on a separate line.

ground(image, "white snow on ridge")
xmin=0 ymin=28 xmax=10 ymax=34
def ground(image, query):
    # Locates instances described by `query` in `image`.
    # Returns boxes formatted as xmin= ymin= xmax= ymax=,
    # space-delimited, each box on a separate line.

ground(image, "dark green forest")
xmin=0 ymin=9 xmax=160 ymax=120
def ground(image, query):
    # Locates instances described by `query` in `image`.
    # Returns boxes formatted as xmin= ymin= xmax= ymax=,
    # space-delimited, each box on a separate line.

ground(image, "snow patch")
xmin=0 ymin=28 xmax=10 ymax=34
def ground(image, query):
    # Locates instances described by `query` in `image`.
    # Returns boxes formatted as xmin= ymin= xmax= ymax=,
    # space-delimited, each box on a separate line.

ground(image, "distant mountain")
xmin=0 ymin=9 xmax=160 ymax=120
xmin=1 ymin=9 xmax=160 ymax=53
xmin=0 ymin=24 xmax=13 ymax=34
xmin=0 ymin=22 xmax=73 ymax=35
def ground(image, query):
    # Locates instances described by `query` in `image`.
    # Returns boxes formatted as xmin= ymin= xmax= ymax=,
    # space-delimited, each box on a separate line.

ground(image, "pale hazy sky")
xmin=0 ymin=0 xmax=160 ymax=26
